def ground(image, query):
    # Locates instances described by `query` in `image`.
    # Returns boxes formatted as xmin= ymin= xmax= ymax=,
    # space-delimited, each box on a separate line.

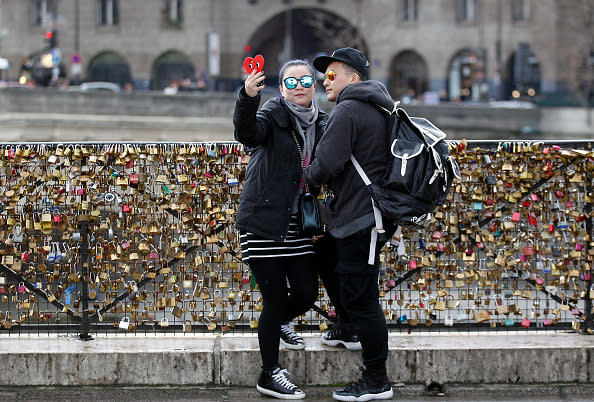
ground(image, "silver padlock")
xmin=12 ymin=224 xmax=23 ymax=243
xmin=118 ymin=317 xmax=130 ymax=330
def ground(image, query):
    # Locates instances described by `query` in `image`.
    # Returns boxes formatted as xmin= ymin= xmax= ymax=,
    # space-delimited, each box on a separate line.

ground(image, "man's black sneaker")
xmin=333 ymin=373 xmax=393 ymax=401
xmin=321 ymin=324 xmax=362 ymax=351
xmin=257 ymin=366 xmax=306 ymax=399
xmin=280 ymin=322 xmax=305 ymax=350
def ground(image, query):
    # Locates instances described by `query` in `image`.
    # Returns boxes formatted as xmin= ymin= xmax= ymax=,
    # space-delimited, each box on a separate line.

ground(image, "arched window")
xmin=87 ymin=51 xmax=131 ymax=86
xmin=389 ymin=50 xmax=428 ymax=101
xmin=151 ymin=50 xmax=195 ymax=90
xmin=447 ymin=49 xmax=487 ymax=101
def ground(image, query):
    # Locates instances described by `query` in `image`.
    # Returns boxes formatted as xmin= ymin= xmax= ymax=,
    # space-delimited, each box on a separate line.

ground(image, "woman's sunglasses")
xmin=283 ymin=75 xmax=314 ymax=90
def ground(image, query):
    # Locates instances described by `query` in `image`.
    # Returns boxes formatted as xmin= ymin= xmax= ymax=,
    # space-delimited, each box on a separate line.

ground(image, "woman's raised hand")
xmin=244 ymin=70 xmax=266 ymax=97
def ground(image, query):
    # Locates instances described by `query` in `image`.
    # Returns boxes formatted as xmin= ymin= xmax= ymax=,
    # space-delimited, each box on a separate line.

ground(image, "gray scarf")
xmin=284 ymin=100 xmax=318 ymax=214
xmin=285 ymin=100 xmax=318 ymax=165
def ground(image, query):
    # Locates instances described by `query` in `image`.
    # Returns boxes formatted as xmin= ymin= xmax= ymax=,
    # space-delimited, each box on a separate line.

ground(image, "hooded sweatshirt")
xmin=306 ymin=80 xmax=395 ymax=239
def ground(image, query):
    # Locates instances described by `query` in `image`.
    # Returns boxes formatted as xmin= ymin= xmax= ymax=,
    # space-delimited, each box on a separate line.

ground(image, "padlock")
xmin=444 ymin=315 xmax=454 ymax=327
xmin=183 ymin=320 xmax=192 ymax=332
xmin=118 ymin=317 xmax=130 ymax=330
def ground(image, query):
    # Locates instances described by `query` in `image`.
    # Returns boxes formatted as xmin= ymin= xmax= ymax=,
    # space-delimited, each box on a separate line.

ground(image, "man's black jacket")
xmin=306 ymin=80 xmax=395 ymax=239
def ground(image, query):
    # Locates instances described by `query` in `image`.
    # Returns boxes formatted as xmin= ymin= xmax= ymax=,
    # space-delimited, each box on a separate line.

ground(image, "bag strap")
xmin=292 ymin=131 xmax=310 ymax=193
xmin=350 ymin=155 xmax=385 ymax=265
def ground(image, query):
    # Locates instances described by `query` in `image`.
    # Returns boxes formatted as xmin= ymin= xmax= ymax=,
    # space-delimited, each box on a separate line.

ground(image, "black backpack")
xmin=351 ymin=107 xmax=460 ymax=231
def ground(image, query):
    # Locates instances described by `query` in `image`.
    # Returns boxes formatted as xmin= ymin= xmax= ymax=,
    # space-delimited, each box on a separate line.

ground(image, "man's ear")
xmin=351 ymin=73 xmax=360 ymax=83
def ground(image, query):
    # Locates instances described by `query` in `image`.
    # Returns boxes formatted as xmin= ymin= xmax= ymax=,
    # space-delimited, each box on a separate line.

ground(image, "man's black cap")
xmin=313 ymin=48 xmax=369 ymax=79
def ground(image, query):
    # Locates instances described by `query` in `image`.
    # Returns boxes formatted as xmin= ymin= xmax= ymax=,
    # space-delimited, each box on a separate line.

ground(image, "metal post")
xmin=78 ymin=149 xmax=93 ymax=341
xmin=74 ymin=0 xmax=79 ymax=52
xmin=494 ymin=0 xmax=502 ymax=100
xmin=581 ymin=174 xmax=593 ymax=334
xmin=78 ymin=218 xmax=92 ymax=341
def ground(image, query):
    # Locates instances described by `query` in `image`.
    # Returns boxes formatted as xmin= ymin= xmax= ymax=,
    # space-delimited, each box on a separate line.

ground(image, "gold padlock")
xmin=249 ymin=316 xmax=259 ymax=329
xmin=183 ymin=320 xmax=192 ymax=332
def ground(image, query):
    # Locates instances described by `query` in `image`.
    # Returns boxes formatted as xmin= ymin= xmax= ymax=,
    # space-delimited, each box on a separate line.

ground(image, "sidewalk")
xmin=2 ymin=383 xmax=594 ymax=401
xmin=0 ymin=332 xmax=591 ymax=387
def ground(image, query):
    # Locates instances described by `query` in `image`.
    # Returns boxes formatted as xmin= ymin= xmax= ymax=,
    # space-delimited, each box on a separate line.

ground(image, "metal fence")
xmin=0 ymin=140 xmax=592 ymax=338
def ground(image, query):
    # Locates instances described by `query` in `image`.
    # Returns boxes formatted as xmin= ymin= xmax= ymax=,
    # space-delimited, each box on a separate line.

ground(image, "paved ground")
xmin=2 ymin=383 xmax=594 ymax=401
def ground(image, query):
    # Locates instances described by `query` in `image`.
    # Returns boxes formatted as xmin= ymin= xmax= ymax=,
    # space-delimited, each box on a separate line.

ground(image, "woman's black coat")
xmin=233 ymin=88 xmax=328 ymax=242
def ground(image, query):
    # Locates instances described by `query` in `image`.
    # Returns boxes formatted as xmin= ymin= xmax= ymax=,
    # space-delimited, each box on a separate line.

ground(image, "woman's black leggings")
xmin=249 ymin=254 xmax=318 ymax=371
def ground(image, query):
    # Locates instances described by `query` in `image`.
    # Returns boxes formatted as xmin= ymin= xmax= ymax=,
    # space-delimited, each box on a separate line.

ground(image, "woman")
xmin=233 ymin=59 xmax=328 ymax=399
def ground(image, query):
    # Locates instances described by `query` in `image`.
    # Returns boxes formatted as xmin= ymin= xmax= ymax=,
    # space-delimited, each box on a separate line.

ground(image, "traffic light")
xmin=44 ymin=30 xmax=57 ymax=49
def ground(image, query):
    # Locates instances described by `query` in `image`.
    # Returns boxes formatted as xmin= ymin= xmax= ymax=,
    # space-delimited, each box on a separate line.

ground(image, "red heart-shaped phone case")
xmin=243 ymin=54 xmax=265 ymax=74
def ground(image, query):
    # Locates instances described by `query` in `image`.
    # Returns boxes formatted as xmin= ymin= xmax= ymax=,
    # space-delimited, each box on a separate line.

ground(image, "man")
xmin=307 ymin=48 xmax=395 ymax=401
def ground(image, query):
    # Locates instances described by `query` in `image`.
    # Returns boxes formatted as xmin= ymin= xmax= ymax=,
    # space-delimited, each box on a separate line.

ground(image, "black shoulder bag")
xmin=292 ymin=131 xmax=322 ymax=236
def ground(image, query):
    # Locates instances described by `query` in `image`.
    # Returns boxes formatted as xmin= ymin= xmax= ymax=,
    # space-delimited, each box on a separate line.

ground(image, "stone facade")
xmin=0 ymin=0 xmax=590 ymax=99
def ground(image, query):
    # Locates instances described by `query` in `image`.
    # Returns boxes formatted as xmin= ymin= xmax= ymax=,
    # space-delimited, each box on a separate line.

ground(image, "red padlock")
xmin=53 ymin=213 xmax=63 ymax=223
xmin=408 ymin=259 xmax=417 ymax=269
xmin=129 ymin=172 xmax=140 ymax=184
xmin=149 ymin=251 xmax=159 ymax=260
xmin=511 ymin=212 xmax=521 ymax=222
xmin=528 ymin=213 xmax=538 ymax=226
xmin=122 ymin=204 xmax=131 ymax=213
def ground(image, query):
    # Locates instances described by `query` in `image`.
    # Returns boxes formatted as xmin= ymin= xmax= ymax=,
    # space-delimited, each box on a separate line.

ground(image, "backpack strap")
xmin=350 ymin=154 xmax=385 ymax=265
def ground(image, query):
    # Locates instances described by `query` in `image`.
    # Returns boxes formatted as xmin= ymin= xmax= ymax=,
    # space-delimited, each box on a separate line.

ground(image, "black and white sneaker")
xmin=257 ymin=366 xmax=306 ymax=400
xmin=280 ymin=322 xmax=305 ymax=350
xmin=333 ymin=372 xmax=393 ymax=401
xmin=321 ymin=324 xmax=362 ymax=351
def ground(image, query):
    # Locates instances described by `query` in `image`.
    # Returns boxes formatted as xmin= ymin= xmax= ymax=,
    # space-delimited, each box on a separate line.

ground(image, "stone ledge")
xmin=0 ymin=333 xmax=591 ymax=386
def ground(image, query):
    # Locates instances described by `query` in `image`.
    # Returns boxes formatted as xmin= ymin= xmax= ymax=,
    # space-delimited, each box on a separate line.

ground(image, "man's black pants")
xmin=334 ymin=224 xmax=393 ymax=379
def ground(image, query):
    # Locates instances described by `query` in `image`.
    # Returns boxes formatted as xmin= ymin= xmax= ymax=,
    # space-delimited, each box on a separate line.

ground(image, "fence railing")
xmin=0 ymin=140 xmax=592 ymax=337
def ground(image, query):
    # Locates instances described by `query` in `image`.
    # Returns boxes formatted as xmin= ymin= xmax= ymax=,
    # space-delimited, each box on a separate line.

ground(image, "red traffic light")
xmin=44 ymin=31 xmax=54 ymax=39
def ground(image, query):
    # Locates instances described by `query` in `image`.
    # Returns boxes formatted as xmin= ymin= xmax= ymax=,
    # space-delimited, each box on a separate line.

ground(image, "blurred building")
xmin=0 ymin=0 xmax=591 ymax=103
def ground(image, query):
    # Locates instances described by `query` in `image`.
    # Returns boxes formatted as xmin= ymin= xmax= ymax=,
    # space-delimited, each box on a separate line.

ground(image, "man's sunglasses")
xmin=283 ymin=75 xmax=314 ymax=89
xmin=322 ymin=70 xmax=351 ymax=81
xmin=322 ymin=71 xmax=338 ymax=81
